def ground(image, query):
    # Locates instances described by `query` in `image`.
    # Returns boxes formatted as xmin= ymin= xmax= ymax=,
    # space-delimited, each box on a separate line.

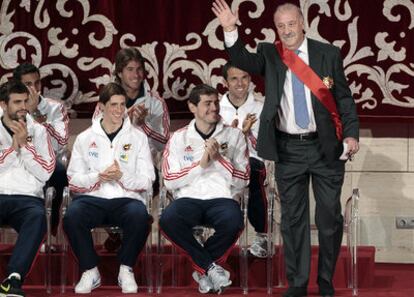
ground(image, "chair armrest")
xmin=344 ymin=188 xmax=360 ymax=228
xmin=45 ymin=187 xmax=56 ymax=211
xmin=56 ymin=146 xmax=70 ymax=169
xmin=61 ymin=186 xmax=72 ymax=217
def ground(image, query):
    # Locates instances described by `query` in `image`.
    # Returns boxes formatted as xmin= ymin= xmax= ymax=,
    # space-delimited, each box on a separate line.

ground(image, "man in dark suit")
xmin=212 ymin=1 xmax=359 ymax=297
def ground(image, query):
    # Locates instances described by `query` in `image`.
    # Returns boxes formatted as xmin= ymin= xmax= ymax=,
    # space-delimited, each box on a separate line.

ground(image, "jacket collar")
xmin=220 ymin=91 xmax=256 ymax=109
xmin=91 ymin=112 xmax=132 ymax=138
xmin=187 ymin=118 xmax=225 ymax=140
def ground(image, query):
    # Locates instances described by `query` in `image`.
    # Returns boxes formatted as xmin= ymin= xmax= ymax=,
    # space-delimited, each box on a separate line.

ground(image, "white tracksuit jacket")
xmin=68 ymin=115 xmax=155 ymax=205
xmin=0 ymin=96 xmax=69 ymax=154
xmin=0 ymin=114 xmax=56 ymax=198
xmin=93 ymin=80 xmax=170 ymax=156
xmin=219 ymin=92 xmax=264 ymax=161
xmin=37 ymin=96 xmax=69 ymax=153
xmin=162 ymin=119 xmax=250 ymax=200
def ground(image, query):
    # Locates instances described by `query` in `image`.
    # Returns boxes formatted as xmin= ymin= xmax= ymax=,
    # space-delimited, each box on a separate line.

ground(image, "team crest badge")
xmin=120 ymin=153 xmax=128 ymax=162
xmin=322 ymin=76 xmax=334 ymax=89
xmin=123 ymin=143 xmax=131 ymax=151
xmin=220 ymin=142 xmax=228 ymax=155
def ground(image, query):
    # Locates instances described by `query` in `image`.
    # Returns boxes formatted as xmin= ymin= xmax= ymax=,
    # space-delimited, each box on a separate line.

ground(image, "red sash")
xmin=274 ymin=41 xmax=343 ymax=140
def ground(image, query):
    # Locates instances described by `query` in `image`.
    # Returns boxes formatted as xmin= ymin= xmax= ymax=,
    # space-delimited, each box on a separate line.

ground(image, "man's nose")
xmin=21 ymin=102 xmax=29 ymax=109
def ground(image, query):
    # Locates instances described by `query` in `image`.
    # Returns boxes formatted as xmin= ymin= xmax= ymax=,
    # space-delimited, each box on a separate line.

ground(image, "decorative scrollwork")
xmin=0 ymin=31 xmax=42 ymax=70
xmin=0 ymin=0 xmax=412 ymax=117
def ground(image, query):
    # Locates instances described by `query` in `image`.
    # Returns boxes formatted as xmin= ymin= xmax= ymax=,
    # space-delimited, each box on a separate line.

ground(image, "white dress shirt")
xmin=224 ymin=29 xmax=316 ymax=134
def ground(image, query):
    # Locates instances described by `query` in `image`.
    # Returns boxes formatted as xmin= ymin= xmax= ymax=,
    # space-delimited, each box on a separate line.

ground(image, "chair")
xmin=264 ymin=160 xmax=284 ymax=294
xmin=0 ymin=186 xmax=55 ymax=294
xmin=266 ymin=185 xmax=360 ymax=296
xmin=344 ymin=188 xmax=360 ymax=296
xmin=59 ymin=186 xmax=154 ymax=293
xmin=155 ymin=177 xmax=249 ymax=295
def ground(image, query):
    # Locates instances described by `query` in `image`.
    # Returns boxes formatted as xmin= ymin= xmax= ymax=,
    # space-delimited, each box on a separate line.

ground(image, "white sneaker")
xmin=118 ymin=264 xmax=138 ymax=293
xmin=75 ymin=267 xmax=101 ymax=294
xmin=248 ymin=233 xmax=268 ymax=258
xmin=192 ymin=271 xmax=215 ymax=294
xmin=207 ymin=263 xmax=232 ymax=294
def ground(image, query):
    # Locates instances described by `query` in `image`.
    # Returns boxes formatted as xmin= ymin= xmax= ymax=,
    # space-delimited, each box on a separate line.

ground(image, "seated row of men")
xmin=0 ymin=48 xmax=267 ymax=296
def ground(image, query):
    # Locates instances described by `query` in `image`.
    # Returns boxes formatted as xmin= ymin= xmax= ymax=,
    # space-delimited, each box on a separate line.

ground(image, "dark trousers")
xmin=0 ymin=195 xmax=46 ymax=279
xmin=63 ymin=196 xmax=150 ymax=271
xmin=275 ymin=138 xmax=344 ymax=294
xmin=159 ymin=198 xmax=243 ymax=273
xmin=248 ymin=157 xmax=268 ymax=233
xmin=47 ymin=160 xmax=68 ymax=235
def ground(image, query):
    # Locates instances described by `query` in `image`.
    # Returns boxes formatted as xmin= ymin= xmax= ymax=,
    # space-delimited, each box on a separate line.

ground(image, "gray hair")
xmin=274 ymin=3 xmax=304 ymax=21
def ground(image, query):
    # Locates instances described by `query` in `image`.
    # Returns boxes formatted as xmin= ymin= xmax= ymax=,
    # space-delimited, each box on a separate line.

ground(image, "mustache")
xmin=11 ymin=110 xmax=28 ymax=121
xmin=282 ymin=32 xmax=296 ymax=39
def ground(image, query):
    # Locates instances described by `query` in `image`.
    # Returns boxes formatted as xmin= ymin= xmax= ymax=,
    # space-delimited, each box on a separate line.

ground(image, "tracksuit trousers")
xmin=159 ymin=198 xmax=243 ymax=273
xmin=0 ymin=195 xmax=46 ymax=279
xmin=63 ymin=196 xmax=150 ymax=271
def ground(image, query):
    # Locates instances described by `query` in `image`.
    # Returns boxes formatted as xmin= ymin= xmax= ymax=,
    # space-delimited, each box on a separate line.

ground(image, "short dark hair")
xmin=13 ymin=63 xmax=40 ymax=81
xmin=99 ymin=82 xmax=126 ymax=105
xmin=0 ymin=79 xmax=29 ymax=104
xmin=222 ymin=62 xmax=236 ymax=80
xmin=113 ymin=47 xmax=146 ymax=84
xmin=188 ymin=84 xmax=218 ymax=105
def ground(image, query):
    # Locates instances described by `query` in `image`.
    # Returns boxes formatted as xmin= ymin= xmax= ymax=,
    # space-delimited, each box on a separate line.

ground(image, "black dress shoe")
xmin=282 ymin=287 xmax=307 ymax=297
xmin=319 ymin=288 xmax=334 ymax=297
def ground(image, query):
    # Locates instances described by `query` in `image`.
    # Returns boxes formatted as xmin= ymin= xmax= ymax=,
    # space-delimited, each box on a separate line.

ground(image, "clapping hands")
xmin=200 ymin=138 xmax=221 ymax=168
xmin=99 ymin=160 xmax=123 ymax=182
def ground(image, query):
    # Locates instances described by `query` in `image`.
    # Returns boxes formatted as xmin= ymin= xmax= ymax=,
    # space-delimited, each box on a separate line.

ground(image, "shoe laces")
xmin=80 ymin=269 xmax=98 ymax=284
xmin=209 ymin=264 xmax=226 ymax=278
xmin=119 ymin=267 xmax=136 ymax=285
xmin=253 ymin=234 xmax=267 ymax=246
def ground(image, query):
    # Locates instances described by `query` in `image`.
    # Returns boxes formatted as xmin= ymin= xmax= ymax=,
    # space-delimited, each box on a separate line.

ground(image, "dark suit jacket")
xmin=226 ymin=37 xmax=359 ymax=163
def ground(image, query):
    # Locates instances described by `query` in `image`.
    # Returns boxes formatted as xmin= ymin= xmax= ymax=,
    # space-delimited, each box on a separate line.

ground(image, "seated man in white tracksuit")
xmin=93 ymin=48 xmax=170 ymax=251
xmin=159 ymin=84 xmax=250 ymax=294
xmin=63 ymin=83 xmax=155 ymax=294
xmin=0 ymin=80 xmax=55 ymax=297
xmin=13 ymin=62 xmax=69 ymax=236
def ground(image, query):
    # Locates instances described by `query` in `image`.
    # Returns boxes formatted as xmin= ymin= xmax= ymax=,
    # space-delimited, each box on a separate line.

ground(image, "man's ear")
xmin=98 ymin=102 xmax=105 ymax=112
xmin=187 ymin=101 xmax=196 ymax=113
xmin=0 ymin=101 xmax=6 ymax=110
xmin=223 ymin=78 xmax=229 ymax=89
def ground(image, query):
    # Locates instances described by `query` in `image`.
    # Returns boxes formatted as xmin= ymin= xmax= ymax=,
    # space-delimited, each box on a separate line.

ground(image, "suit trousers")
xmin=159 ymin=198 xmax=243 ymax=273
xmin=63 ymin=196 xmax=150 ymax=271
xmin=0 ymin=195 xmax=46 ymax=279
xmin=275 ymin=137 xmax=344 ymax=294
